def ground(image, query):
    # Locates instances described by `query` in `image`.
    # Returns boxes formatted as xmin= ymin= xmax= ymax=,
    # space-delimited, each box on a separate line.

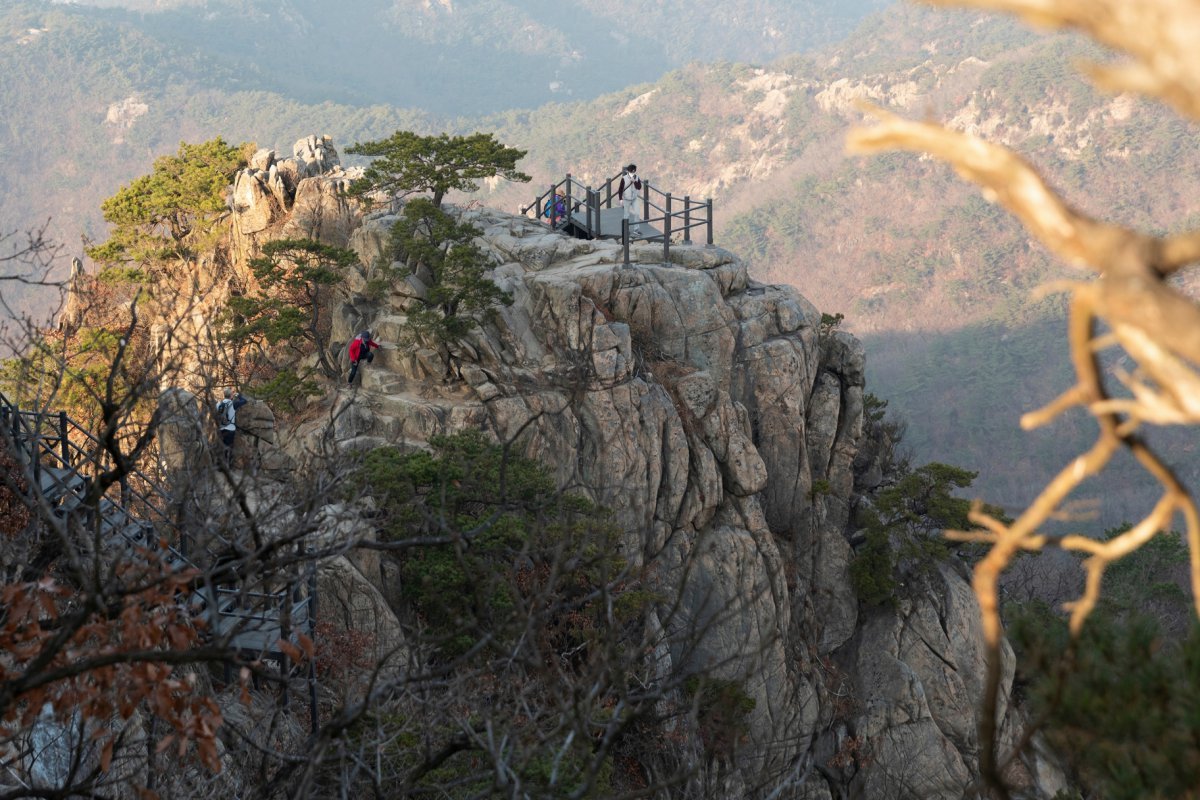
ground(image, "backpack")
xmin=216 ymin=399 xmax=234 ymax=426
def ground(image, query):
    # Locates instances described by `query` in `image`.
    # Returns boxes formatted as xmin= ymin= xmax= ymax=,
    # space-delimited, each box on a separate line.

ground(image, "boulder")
xmin=282 ymin=175 xmax=361 ymax=247
xmin=234 ymin=398 xmax=293 ymax=474
xmin=249 ymin=147 xmax=275 ymax=172
xmin=292 ymin=134 xmax=341 ymax=177
xmin=157 ymin=387 xmax=208 ymax=482
xmin=348 ymin=213 xmax=399 ymax=272
xmin=316 ymin=556 xmax=407 ymax=680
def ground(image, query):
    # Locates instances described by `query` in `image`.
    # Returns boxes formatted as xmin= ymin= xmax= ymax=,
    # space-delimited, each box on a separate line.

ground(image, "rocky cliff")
xmin=215 ymin=139 xmax=1064 ymax=797
xmin=120 ymin=136 xmax=1066 ymax=797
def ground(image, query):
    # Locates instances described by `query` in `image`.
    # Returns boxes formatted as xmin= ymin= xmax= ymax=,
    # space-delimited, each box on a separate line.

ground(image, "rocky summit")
xmin=166 ymin=137 xmax=1063 ymax=797
xmin=84 ymin=134 xmax=1071 ymax=797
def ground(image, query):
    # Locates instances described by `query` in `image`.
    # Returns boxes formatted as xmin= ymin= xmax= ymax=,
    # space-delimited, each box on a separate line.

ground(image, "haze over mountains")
xmin=6 ymin=0 xmax=1199 ymax=526
xmin=42 ymin=0 xmax=891 ymax=111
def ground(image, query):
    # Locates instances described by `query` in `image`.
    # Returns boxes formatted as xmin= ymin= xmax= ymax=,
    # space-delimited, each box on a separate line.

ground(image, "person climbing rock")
xmin=215 ymin=388 xmax=248 ymax=464
xmin=347 ymin=330 xmax=381 ymax=385
xmin=617 ymin=164 xmax=643 ymax=234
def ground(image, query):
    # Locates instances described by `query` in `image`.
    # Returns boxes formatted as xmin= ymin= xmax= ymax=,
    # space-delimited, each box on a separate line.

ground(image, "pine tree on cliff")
xmin=225 ymin=238 xmax=359 ymax=384
xmin=345 ymin=131 xmax=530 ymax=209
xmin=388 ymin=198 xmax=512 ymax=349
xmin=86 ymin=138 xmax=246 ymax=280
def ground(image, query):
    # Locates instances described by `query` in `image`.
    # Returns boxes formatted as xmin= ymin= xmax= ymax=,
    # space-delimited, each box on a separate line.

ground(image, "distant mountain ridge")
xmin=6 ymin=1 xmax=1199 ymax=525
xmin=44 ymin=0 xmax=893 ymax=112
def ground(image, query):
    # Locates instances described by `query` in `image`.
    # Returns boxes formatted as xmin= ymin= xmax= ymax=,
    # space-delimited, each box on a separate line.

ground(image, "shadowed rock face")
xmin=307 ymin=206 xmax=1063 ymax=797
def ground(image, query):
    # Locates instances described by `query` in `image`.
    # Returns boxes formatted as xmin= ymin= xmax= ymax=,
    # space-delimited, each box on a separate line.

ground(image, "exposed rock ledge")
xmin=276 ymin=203 xmax=1067 ymax=798
xmin=204 ymin=139 xmax=1062 ymax=795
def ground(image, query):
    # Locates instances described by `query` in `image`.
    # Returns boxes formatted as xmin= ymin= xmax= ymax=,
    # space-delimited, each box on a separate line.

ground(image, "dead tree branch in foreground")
xmin=848 ymin=0 xmax=1200 ymax=794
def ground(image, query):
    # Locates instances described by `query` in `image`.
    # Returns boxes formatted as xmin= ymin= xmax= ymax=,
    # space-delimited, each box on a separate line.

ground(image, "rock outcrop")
xmin=230 ymin=135 xmax=361 ymax=265
xmin=108 ymin=133 xmax=1062 ymax=797
xmin=286 ymin=204 xmax=1062 ymax=797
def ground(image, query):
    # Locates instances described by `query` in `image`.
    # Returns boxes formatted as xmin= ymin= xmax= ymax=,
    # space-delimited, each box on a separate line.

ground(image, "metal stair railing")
xmin=0 ymin=390 xmax=318 ymax=727
xmin=0 ymin=390 xmax=320 ymax=725
xmin=5 ymin=398 xmax=159 ymax=511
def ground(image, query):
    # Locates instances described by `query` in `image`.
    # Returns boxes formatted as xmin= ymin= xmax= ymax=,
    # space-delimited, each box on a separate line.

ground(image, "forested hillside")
xmin=34 ymin=0 xmax=892 ymax=112
xmin=5 ymin=0 xmax=1199 ymax=524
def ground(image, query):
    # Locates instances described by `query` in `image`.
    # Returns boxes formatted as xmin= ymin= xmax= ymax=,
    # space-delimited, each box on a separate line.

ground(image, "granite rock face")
xmin=302 ymin=206 xmax=1060 ymax=796
xmin=230 ymin=135 xmax=360 ymax=264
xmin=104 ymin=137 xmax=1067 ymax=796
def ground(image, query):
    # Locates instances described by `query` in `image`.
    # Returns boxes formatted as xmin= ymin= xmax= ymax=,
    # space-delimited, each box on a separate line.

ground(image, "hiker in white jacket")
xmin=617 ymin=164 xmax=642 ymax=233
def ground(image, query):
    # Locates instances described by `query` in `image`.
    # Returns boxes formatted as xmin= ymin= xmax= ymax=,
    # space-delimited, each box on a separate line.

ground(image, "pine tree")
xmin=388 ymin=199 xmax=512 ymax=349
xmin=346 ymin=131 xmax=529 ymax=208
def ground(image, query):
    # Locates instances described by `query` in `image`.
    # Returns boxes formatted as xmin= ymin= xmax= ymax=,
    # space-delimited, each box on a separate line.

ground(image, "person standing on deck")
xmin=543 ymin=191 xmax=567 ymax=227
xmin=617 ymin=164 xmax=643 ymax=234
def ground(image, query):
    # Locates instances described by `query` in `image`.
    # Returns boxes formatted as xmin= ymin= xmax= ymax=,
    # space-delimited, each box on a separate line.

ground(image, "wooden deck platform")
xmin=561 ymin=207 xmax=663 ymax=241
xmin=527 ymin=172 xmax=713 ymax=254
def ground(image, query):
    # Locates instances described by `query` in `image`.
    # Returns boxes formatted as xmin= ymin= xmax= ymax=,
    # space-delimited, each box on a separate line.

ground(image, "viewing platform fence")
xmin=522 ymin=171 xmax=714 ymax=265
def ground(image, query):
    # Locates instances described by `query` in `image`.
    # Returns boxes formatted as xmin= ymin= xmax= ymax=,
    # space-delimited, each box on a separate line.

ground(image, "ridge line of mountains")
xmin=5 ymin=0 xmax=1198 ymax=526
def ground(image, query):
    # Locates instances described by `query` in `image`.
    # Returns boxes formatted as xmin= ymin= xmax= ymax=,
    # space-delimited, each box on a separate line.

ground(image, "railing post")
xmin=622 ymin=218 xmax=631 ymax=267
xmin=280 ymin=588 xmax=291 ymax=711
xmin=58 ymin=411 xmax=69 ymax=465
xmin=565 ymin=175 xmax=573 ymax=230
xmin=684 ymin=196 xmax=692 ymax=244
xmin=642 ymin=181 xmax=650 ymax=222
xmin=605 ymin=178 xmax=613 ymax=209
xmin=706 ymin=198 xmax=714 ymax=246
xmin=307 ymin=565 xmax=319 ymax=734
xmin=585 ymin=187 xmax=594 ymax=238
xmin=664 ymin=193 xmax=673 ymax=263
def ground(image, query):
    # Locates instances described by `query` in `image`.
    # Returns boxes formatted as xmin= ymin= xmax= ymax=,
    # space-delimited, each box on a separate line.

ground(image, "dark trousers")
xmin=348 ymin=350 xmax=374 ymax=384
xmin=220 ymin=429 xmax=236 ymax=463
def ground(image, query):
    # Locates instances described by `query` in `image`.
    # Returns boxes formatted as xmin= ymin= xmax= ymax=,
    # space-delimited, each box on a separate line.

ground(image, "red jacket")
xmin=348 ymin=336 xmax=379 ymax=362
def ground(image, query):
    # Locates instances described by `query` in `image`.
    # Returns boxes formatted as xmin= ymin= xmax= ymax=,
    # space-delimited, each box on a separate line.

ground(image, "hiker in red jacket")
xmin=347 ymin=330 xmax=381 ymax=385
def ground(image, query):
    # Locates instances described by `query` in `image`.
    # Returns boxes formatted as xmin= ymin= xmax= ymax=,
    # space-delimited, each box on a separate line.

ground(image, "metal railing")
xmin=522 ymin=172 xmax=715 ymax=264
xmin=2 ymin=393 xmax=188 ymax=553
xmin=0 ymin=389 xmax=319 ymax=728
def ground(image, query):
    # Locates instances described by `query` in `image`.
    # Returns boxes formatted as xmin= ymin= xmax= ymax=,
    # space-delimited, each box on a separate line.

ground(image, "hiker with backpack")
xmin=215 ymin=388 xmax=248 ymax=464
xmin=617 ymin=164 xmax=643 ymax=234
xmin=347 ymin=330 xmax=381 ymax=385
